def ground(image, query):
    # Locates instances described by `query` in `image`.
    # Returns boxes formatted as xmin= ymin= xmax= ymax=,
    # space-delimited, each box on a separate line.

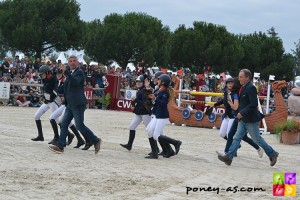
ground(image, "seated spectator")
xmin=15 ymin=91 xmax=30 ymax=107
xmin=6 ymin=96 xmax=16 ymax=106
xmin=28 ymin=91 xmax=41 ymax=107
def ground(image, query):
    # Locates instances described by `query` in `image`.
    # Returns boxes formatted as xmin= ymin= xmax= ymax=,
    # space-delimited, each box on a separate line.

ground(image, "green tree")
xmin=170 ymin=22 xmax=243 ymax=74
xmin=0 ymin=0 xmax=84 ymax=58
xmin=261 ymin=54 xmax=295 ymax=81
xmin=292 ymin=39 xmax=300 ymax=70
xmin=267 ymin=27 xmax=279 ymax=38
xmin=238 ymin=31 xmax=285 ymax=79
xmin=84 ymin=12 xmax=171 ymax=67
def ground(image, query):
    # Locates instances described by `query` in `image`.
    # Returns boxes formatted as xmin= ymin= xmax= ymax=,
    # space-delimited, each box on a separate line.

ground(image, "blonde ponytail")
xmin=167 ymin=86 xmax=175 ymax=102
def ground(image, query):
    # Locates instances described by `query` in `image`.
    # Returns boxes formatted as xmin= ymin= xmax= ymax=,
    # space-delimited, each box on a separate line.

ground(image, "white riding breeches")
xmin=147 ymin=117 xmax=169 ymax=141
xmin=219 ymin=117 xmax=235 ymax=138
xmin=34 ymin=102 xmax=58 ymax=121
xmin=49 ymin=105 xmax=75 ymax=127
xmin=129 ymin=114 xmax=152 ymax=130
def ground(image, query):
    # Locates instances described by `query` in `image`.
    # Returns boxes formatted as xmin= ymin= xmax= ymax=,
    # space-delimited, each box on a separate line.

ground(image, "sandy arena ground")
xmin=0 ymin=106 xmax=299 ymax=200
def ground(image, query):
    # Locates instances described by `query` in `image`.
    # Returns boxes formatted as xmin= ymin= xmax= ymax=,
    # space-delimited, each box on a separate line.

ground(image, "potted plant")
xmin=98 ymin=93 xmax=111 ymax=110
xmin=274 ymin=119 xmax=300 ymax=145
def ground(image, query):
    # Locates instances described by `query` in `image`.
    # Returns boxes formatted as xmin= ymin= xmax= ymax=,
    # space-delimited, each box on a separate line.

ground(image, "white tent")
xmin=109 ymin=60 xmax=121 ymax=69
xmin=126 ymin=63 xmax=135 ymax=71
xmin=56 ymin=52 xmax=67 ymax=64
xmin=226 ymin=74 xmax=232 ymax=79
xmin=89 ymin=61 xmax=98 ymax=66
xmin=18 ymin=53 xmax=25 ymax=60
xmin=66 ymin=49 xmax=76 ymax=57
xmin=76 ymin=52 xmax=87 ymax=65
xmin=65 ymin=49 xmax=87 ymax=65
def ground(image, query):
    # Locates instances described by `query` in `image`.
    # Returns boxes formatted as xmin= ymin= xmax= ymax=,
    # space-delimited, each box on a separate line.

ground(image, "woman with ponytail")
xmin=146 ymin=74 xmax=182 ymax=159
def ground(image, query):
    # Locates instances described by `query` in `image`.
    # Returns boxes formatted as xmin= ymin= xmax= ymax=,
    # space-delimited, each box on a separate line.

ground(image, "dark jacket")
xmin=63 ymin=67 xmax=87 ymax=106
xmin=132 ymin=86 xmax=151 ymax=115
xmin=238 ymin=81 xmax=264 ymax=123
xmin=55 ymin=78 xmax=65 ymax=97
xmin=214 ymin=90 xmax=234 ymax=119
xmin=153 ymin=89 xmax=169 ymax=119
xmin=42 ymin=75 xmax=57 ymax=103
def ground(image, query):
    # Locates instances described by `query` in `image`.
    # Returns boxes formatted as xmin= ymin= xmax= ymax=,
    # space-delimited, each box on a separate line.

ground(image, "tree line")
xmin=0 ymin=0 xmax=298 ymax=80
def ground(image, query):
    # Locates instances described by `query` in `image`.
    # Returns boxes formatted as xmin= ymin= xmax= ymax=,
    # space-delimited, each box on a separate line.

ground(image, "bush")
xmin=98 ymin=93 xmax=111 ymax=107
xmin=274 ymin=120 xmax=300 ymax=134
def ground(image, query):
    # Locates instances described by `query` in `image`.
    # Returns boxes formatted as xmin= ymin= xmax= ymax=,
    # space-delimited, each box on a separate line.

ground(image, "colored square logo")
xmin=273 ymin=173 xmax=284 ymax=184
xmin=285 ymin=173 xmax=296 ymax=184
xmin=284 ymin=184 xmax=296 ymax=196
xmin=273 ymin=184 xmax=284 ymax=196
xmin=273 ymin=172 xmax=297 ymax=196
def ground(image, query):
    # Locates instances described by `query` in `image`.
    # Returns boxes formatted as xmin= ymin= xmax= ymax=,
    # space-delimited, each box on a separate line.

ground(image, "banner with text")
xmin=0 ymin=82 xmax=10 ymax=99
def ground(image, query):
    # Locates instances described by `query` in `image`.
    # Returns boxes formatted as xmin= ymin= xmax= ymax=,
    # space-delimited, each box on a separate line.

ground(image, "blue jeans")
xmin=227 ymin=121 xmax=277 ymax=159
xmin=58 ymin=105 xmax=99 ymax=148
xmin=225 ymin=119 xmax=260 ymax=153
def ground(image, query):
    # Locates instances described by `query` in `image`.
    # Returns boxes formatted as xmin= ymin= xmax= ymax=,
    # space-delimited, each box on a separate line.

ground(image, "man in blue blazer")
xmin=49 ymin=55 xmax=102 ymax=154
xmin=217 ymin=69 xmax=279 ymax=166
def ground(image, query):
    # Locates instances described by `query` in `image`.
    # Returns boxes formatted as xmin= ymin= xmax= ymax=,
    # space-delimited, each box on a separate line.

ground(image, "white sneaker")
xmin=257 ymin=148 xmax=264 ymax=158
xmin=216 ymin=150 xmax=226 ymax=156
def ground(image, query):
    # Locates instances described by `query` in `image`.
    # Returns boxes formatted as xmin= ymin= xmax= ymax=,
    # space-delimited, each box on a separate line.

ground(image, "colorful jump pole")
xmin=181 ymin=99 xmax=215 ymax=105
xmin=175 ymin=90 xmax=267 ymax=99
xmin=189 ymin=91 xmax=223 ymax=97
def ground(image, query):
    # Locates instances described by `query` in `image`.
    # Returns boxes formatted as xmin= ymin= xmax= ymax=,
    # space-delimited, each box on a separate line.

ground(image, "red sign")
xmin=110 ymin=98 xmax=132 ymax=112
xmin=84 ymin=88 xmax=94 ymax=103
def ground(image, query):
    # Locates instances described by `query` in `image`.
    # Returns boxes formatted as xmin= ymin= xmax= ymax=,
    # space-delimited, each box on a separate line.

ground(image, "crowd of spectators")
xmin=0 ymin=55 xmax=295 ymax=110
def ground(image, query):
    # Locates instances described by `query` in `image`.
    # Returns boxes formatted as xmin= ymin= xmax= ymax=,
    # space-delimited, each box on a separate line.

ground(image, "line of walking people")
xmin=120 ymin=69 xmax=279 ymax=167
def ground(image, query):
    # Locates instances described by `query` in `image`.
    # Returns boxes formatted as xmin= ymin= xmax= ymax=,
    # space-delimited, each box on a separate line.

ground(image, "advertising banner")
xmin=0 ymin=82 xmax=10 ymax=99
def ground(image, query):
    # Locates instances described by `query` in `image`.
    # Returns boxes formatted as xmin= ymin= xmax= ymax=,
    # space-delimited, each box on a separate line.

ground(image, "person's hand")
xmin=130 ymin=105 xmax=135 ymax=110
xmin=148 ymin=94 xmax=156 ymax=100
xmin=237 ymin=113 xmax=243 ymax=119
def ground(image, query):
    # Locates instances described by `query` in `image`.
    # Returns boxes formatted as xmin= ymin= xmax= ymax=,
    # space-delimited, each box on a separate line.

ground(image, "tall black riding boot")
xmin=81 ymin=132 xmax=93 ymax=150
xmin=70 ymin=125 xmax=85 ymax=148
xmin=145 ymin=138 xmax=158 ymax=159
xmin=67 ymin=131 xmax=75 ymax=145
xmin=162 ymin=141 xmax=175 ymax=158
xmin=158 ymin=139 xmax=167 ymax=156
xmin=48 ymin=119 xmax=59 ymax=144
xmin=158 ymin=135 xmax=182 ymax=155
xmin=148 ymin=145 xmax=160 ymax=155
xmin=120 ymin=130 xmax=135 ymax=151
xmin=31 ymin=120 xmax=44 ymax=141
